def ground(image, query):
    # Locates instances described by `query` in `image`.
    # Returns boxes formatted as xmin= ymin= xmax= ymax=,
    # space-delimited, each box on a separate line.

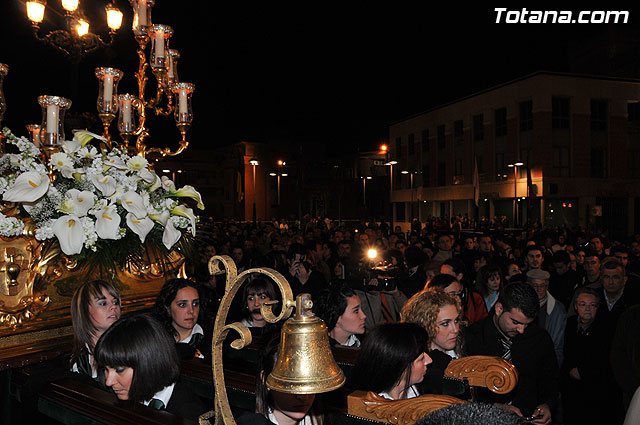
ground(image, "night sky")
xmin=2 ymin=2 xmax=640 ymax=153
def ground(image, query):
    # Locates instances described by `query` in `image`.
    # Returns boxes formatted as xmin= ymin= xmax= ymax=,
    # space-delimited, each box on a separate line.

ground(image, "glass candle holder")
xmin=149 ymin=24 xmax=173 ymax=69
xmin=166 ymin=49 xmax=180 ymax=86
xmin=26 ymin=124 xmax=42 ymax=147
xmin=38 ymin=95 xmax=72 ymax=146
xmin=117 ymin=94 xmax=138 ymax=134
xmin=95 ymin=67 xmax=123 ymax=115
xmin=171 ymin=82 xmax=194 ymax=124
xmin=130 ymin=0 xmax=154 ymax=35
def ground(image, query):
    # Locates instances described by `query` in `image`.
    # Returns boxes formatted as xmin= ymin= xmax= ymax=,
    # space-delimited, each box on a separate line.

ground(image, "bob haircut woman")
xmin=95 ymin=314 xmax=180 ymax=404
xmin=313 ymin=283 xmax=366 ymax=347
xmin=70 ymin=279 xmax=121 ymax=377
xmin=476 ymin=264 xmax=503 ymax=311
xmin=349 ymin=322 xmax=431 ymax=400
xmin=251 ymin=336 xmax=322 ymax=424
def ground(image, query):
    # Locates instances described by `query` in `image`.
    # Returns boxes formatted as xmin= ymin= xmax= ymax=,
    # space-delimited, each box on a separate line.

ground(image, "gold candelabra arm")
xmin=206 ymin=255 xmax=297 ymax=425
xmin=140 ymin=123 xmax=189 ymax=159
xmin=134 ymin=34 xmax=150 ymax=104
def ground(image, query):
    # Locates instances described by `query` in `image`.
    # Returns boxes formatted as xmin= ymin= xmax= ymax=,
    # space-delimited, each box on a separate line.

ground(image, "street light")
xmin=272 ymin=160 xmax=286 ymax=205
xmin=249 ymin=158 xmax=259 ymax=224
xmin=361 ymin=176 xmax=372 ymax=205
xmin=507 ymin=162 xmax=524 ymax=226
xmin=385 ymin=160 xmax=397 ymax=227
xmin=402 ymin=170 xmax=416 ymax=222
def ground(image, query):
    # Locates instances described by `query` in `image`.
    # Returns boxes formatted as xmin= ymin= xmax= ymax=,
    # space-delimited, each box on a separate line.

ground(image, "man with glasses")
xmin=527 ymin=269 xmax=567 ymax=367
xmin=562 ymin=287 xmax=607 ymax=425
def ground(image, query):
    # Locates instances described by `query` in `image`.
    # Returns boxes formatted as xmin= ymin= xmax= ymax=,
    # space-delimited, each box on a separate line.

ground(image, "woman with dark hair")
xmin=313 ymin=283 xmax=366 ymax=347
xmin=402 ymin=288 xmax=465 ymax=394
xmin=427 ymin=273 xmax=488 ymax=325
xmin=476 ymin=264 xmax=503 ymax=311
xmin=152 ymin=278 xmax=205 ymax=360
xmin=349 ymin=322 xmax=432 ymax=400
xmin=70 ymin=279 xmax=121 ymax=379
xmin=95 ymin=314 xmax=206 ymax=420
xmin=237 ymin=336 xmax=323 ymax=425
xmin=241 ymin=278 xmax=278 ymax=329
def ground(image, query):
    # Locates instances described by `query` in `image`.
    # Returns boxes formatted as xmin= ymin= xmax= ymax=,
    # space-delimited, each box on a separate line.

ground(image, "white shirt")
xmin=143 ymin=382 xmax=175 ymax=408
xmin=268 ymin=409 xmax=314 ymax=425
xmin=178 ymin=324 xmax=204 ymax=359
xmin=378 ymin=385 xmax=420 ymax=400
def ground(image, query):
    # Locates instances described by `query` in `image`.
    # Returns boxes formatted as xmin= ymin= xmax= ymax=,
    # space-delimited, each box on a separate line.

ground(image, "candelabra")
xmin=19 ymin=0 xmax=195 ymax=160
xmin=25 ymin=0 xmax=124 ymax=62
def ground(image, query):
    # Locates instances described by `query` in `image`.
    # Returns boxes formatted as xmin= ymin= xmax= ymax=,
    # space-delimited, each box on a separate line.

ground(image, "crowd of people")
xmin=64 ymin=216 xmax=640 ymax=424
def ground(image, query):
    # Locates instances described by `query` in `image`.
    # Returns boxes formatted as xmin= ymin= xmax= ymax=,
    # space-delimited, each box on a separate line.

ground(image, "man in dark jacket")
xmin=465 ymin=282 xmax=558 ymax=425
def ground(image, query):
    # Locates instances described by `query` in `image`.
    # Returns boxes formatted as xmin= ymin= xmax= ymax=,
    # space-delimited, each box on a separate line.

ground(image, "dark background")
xmin=2 ymin=1 xmax=640 ymax=152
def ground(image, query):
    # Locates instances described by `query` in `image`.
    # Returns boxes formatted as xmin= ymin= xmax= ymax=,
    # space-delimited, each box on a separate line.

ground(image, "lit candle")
xmin=138 ymin=0 xmax=147 ymax=26
xmin=155 ymin=30 xmax=164 ymax=60
xmin=46 ymin=104 xmax=59 ymax=134
xmin=178 ymin=88 xmax=188 ymax=117
xmin=122 ymin=99 xmax=132 ymax=125
xmin=104 ymin=74 xmax=113 ymax=107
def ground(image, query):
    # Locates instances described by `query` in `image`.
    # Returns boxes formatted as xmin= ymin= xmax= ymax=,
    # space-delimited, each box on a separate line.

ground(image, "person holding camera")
xmin=283 ymin=243 xmax=326 ymax=301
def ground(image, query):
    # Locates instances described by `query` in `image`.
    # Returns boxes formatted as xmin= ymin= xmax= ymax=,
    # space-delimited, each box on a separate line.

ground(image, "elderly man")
xmin=528 ymin=269 xmax=567 ymax=367
xmin=562 ymin=287 xmax=608 ymax=425
xmin=465 ymin=283 xmax=558 ymax=424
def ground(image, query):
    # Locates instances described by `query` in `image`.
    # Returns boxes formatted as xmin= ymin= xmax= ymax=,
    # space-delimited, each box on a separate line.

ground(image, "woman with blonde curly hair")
xmin=401 ymin=287 xmax=464 ymax=394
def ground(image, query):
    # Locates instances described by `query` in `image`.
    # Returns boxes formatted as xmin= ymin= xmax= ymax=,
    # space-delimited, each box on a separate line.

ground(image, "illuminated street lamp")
xmin=361 ymin=176 xmax=372 ymax=205
xmin=249 ymin=158 xmax=259 ymax=223
xmin=507 ymin=162 xmax=524 ymax=226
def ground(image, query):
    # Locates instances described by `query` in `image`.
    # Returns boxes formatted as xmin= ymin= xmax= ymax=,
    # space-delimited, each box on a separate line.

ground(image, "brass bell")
xmin=267 ymin=293 xmax=345 ymax=394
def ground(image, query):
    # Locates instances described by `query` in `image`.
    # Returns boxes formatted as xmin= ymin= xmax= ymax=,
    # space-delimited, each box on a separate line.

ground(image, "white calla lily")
xmin=121 ymin=191 xmax=148 ymax=219
xmin=150 ymin=209 xmax=170 ymax=226
xmin=170 ymin=204 xmax=196 ymax=236
xmin=126 ymin=213 xmax=154 ymax=243
xmin=170 ymin=185 xmax=205 ymax=210
xmin=53 ymin=215 xmax=85 ymax=255
xmin=91 ymin=174 xmax=117 ymax=197
xmin=95 ymin=204 xmax=121 ymax=240
xmin=2 ymin=171 xmax=50 ymax=203
xmin=60 ymin=189 xmax=95 ymax=217
xmin=148 ymin=173 xmax=162 ymax=192
xmin=61 ymin=139 xmax=82 ymax=154
xmin=103 ymin=156 xmax=128 ymax=170
xmin=73 ymin=130 xmax=106 ymax=147
xmin=138 ymin=168 xmax=157 ymax=184
xmin=161 ymin=176 xmax=176 ymax=192
xmin=162 ymin=217 xmax=182 ymax=250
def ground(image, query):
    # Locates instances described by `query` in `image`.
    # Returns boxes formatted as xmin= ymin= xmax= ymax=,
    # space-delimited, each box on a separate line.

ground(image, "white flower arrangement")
xmin=0 ymin=127 xmax=204 ymax=262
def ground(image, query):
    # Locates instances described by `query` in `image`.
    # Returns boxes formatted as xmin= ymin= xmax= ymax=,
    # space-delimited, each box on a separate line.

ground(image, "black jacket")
xmin=464 ymin=315 xmax=559 ymax=416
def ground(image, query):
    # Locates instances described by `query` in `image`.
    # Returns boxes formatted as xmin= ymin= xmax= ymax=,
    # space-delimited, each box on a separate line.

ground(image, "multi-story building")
xmin=389 ymin=71 xmax=640 ymax=239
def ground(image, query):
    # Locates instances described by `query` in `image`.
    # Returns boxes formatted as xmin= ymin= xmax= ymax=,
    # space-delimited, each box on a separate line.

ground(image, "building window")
xmin=519 ymin=100 xmax=533 ymax=131
xmin=422 ymin=165 xmax=430 ymax=187
xmin=454 ymin=158 xmax=463 ymax=176
xmin=629 ymin=102 xmax=640 ymax=124
xmin=495 ymin=107 xmax=507 ymax=137
xmin=591 ymin=99 xmax=608 ymax=131
xmin=473 ymin=114 xmax=484 ymax=141
xmin=421 ymin=129 xmax=430 ymax=152
xmin=552 ymin=97 xmax=570 ymax=129
xmin=395 ymin=136 xmax=402 ymax=156
xmin=438 ymin=162 xmax=446 ymax=186
xmin=553 ymin=146 xmax=570 ymax=177
xmin=454 ymin=120 xmax=464 ymax=146
xmin=408 ymin=133 xmax=415 ymax=155
xmin=437 ymin=125 xmax=446 ymax=150
xmin=591 ymin=147 xmax=608 ymax=178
